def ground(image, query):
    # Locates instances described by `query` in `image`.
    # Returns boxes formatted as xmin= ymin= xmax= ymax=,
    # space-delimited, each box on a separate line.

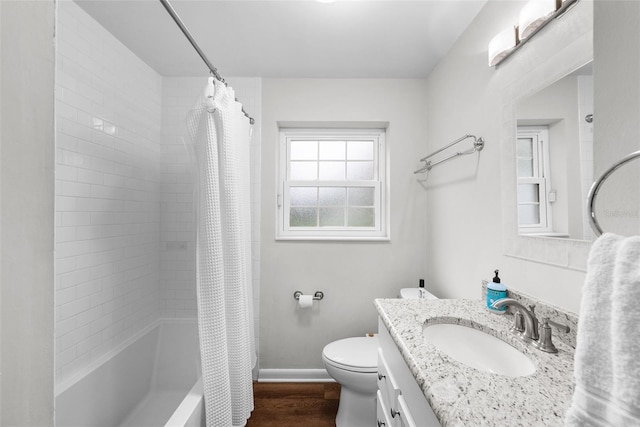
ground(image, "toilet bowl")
xmin=322 ymin=336 xmax=378 ymax=427
xmin=322 ymin=287 xmax=438 ymax=427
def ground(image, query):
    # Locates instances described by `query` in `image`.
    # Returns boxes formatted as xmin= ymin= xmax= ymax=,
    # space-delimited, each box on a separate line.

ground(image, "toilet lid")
xmin=322 ymin=337 xmax=378 ymax=372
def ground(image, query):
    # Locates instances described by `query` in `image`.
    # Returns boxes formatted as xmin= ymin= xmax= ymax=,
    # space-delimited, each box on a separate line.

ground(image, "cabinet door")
xmin=377 ymin=348 xmax=401 ymax=411
xmin=395 ymin=395 xmax=418 ymax=427
xmin=376 ymin=390 xmax=392 ymax=427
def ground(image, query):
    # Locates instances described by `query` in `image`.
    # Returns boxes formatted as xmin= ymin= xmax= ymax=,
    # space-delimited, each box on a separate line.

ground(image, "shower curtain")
xmin=186 ymin=77 xmax=255 ymax=427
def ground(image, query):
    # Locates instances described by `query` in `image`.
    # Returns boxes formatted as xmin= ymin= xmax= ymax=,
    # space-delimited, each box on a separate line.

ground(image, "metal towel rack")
xmin=587 ymin=149 xmax=640 ymax=236
xmin=414 ymin=134 xmax=485 ymax=174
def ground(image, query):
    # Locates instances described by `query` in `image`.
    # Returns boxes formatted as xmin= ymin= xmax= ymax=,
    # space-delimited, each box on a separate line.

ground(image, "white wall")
xmin=55 ymin=1 xmax=163 ymax=388
xmin=1 ymin=1 xmax=55 ymax=424
xmin=260 ymin=79 xmax=427 ymax=369
xmin=422 ymin=0 xmax=589 ymax=313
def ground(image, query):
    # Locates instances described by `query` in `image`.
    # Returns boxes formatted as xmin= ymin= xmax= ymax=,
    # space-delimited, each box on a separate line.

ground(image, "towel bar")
xmin=414 ymin=134 xmax=484 ymax=174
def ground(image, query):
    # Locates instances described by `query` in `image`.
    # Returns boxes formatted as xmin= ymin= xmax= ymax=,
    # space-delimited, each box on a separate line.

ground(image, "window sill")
xmin=519 ymin=232 xmax=570 ymax=238
xmin=275 ymin=235 xmax=390 ymax=242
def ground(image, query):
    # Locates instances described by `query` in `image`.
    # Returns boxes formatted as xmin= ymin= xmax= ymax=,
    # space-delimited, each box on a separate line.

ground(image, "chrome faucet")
xmin=491 ymin=298 xmax=539 ymax=342
xmin=492 ymin=298 xmax=570 ymax=353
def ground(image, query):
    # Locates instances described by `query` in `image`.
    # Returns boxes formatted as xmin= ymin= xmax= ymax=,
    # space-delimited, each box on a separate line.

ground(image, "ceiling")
xmin=74 ymin=0 xmax=487 ymax=78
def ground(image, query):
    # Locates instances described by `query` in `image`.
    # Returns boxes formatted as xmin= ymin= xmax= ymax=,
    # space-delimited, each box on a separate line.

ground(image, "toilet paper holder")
xmin=293 ymin=290 xmax=324 ymax=301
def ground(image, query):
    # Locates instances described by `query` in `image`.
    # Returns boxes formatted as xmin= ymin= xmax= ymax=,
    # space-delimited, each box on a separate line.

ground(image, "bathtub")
xmin=56 ymin=319 xmax=205 ymax=427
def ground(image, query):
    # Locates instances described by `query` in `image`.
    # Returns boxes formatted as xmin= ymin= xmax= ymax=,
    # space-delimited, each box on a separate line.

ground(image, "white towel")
xmin=565 ymin=233 xmax=640 ymax=426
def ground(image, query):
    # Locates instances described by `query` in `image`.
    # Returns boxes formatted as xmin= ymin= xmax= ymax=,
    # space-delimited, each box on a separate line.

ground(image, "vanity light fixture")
xmin=488 ymin=26 xmax=518 ymax=67
xmin=488 ymin=0 xmax=579 ymax=67
xmin=519 ymin=0 xmax=561 ymax=40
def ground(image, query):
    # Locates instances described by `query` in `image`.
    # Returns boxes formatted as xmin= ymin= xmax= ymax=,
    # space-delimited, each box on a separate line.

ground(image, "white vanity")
xmin=375 ymin=297 xmax=577 ymax=426
xmin=377 ymin=317 xmax=440 ymax=426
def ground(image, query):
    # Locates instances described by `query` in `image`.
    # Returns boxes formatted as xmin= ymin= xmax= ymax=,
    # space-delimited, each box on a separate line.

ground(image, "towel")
xmin=565 ymin=233 xmax=640 ymax=426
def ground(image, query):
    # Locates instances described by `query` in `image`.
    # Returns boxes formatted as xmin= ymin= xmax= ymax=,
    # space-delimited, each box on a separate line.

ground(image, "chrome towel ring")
xmin=587 ymin=149 xmax=640 ymax=236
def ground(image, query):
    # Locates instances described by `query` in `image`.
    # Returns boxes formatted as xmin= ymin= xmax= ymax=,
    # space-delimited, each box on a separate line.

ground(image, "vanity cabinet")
xmin=377 ymin=318 xmax=440 ymax=427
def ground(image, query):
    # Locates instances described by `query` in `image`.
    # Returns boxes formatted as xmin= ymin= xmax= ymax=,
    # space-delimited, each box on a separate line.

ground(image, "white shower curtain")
xmin=186 ymin=77 xmax=255 ymax=427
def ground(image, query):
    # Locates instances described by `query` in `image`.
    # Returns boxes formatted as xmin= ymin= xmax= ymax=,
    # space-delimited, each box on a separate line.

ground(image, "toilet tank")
xmin=399 ymin=288 xmax=438 ymax=300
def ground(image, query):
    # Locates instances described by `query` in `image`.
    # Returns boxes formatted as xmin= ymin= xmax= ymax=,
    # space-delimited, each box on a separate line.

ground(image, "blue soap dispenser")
xmin=487 ymin=269 xmax=507 ymax=313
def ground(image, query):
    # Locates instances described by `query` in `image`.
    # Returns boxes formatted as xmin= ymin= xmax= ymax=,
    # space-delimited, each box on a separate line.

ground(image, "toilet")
xmin=322 ymin=336 xmax=379 ymax=427
xmin=322 ymin=287 xmax=438 ymax=427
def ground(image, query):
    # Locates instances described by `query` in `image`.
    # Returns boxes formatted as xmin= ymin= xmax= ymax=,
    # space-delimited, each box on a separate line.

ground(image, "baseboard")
xmin=258 ymin=368 xmax=334 ymax=383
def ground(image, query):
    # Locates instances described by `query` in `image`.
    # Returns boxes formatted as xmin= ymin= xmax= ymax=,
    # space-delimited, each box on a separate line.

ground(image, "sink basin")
xmin=422 ymin=323 xmax=536 ymax=377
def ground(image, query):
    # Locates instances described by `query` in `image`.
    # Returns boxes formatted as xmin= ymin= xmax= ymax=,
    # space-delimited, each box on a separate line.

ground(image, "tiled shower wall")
xmin=55 ymin=1 xmax=163 ymax=387
xmin=55 ymin=1 xmax=262 ymax=389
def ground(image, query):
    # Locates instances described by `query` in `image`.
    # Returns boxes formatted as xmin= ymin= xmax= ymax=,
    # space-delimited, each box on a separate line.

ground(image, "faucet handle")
xmin=510 ymin=309 xmax=525 ymax=335
xmin=533 ymin=318 xmax=558 ymax=353
xmin=547 ymin=318 xmax=570 ymax=333
xmin=528 ymin=304 xmax=540 ymax=340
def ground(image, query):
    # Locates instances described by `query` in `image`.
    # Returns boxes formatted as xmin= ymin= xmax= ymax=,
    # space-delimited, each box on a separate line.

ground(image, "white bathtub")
xmin=56 ymin=319 xmax=205 ymax=427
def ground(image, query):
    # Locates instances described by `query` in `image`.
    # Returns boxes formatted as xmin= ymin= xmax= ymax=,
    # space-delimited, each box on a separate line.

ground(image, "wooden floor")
xmin=245 ymin=382 xmax=340 ymax=427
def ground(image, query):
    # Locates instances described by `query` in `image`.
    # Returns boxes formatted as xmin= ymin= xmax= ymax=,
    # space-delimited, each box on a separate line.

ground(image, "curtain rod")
xmin=159 ymin=0 xmax=255 ymax=125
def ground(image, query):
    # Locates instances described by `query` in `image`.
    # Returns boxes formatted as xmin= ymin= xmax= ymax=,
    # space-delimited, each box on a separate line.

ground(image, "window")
xmin=516 ymin=126 xmax=552 ymax=233
xmin=277 ymin=128 xmax=388 ymax=240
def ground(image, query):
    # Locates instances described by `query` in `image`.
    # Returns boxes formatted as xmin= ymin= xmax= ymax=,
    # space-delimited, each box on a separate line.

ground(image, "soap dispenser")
xmin=487 ymin=269 xmax=507 ymax=313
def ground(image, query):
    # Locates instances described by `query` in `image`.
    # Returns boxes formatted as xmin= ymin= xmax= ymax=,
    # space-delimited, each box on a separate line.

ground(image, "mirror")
xmin=515 ymin=62 xmax=593 ymax=241
xmin=500 ymin=0 xmax=593 ymax=270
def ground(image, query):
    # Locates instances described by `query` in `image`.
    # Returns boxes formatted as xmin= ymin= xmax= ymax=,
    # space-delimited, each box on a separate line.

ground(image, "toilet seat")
xmin=322 ymin=337 xmax=378 ymax=373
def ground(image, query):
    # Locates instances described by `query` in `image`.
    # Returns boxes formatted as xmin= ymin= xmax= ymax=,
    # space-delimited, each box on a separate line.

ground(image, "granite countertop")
xmin=374 ymin=298 xmax=575 ymax=427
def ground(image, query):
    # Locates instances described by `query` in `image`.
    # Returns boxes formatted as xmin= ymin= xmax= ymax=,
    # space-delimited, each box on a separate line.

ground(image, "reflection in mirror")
xmin=515 ymin=62 xmax=593 ymax=241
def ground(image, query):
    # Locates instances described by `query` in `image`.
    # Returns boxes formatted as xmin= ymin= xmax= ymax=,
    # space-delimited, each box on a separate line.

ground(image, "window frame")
xmin=276 ymin=127 xmax=389 ymax=241
xmin=516 ymin=126 xmax=552 ymax=234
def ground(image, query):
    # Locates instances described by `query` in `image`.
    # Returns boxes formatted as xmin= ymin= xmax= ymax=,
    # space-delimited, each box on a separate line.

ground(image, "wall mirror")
xmin=515 ymin=62 xmax=593 ymax=241
xmin=500 ymin=0 xmax=593 ymax=270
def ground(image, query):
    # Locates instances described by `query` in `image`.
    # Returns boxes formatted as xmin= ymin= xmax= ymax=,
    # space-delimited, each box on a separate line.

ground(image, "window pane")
xmin=348 ymin=207 xmax=375 ymax=227
xmin=290 ymin=207 xmax=317 ymax=227
xmin=347 ymin=141 xmax=374 ymax=160
xmin=347 ymin=161 xmax=373 ymax=180
xmin=517 ymin=184 xmax=539 ymax=203
xmin=319 ymin=141 xmax=345 ymax=160
xmin=517 ymin=159 xmax=534 ymax=177
xmin=290 ymin=187 xmax=317 ymax=206
xmin=290 ymin=161 xmax=318 ymax=180
xmin=348 ymin=187 xmax=375 ymax=206
xmin=319 ymin=161 xmax=345 ymax=180
xmin=319 ymin=187 xmax=346 ymax=206
xmin=518 ymin=205 xmax=540 ymax=225
xmin=319 ymin=208 xmax=345 ymax=226
xmin=290 ymin=141 xmax=317 ymax=160
xmin=517 ymin=138 xmax=533 ymax=157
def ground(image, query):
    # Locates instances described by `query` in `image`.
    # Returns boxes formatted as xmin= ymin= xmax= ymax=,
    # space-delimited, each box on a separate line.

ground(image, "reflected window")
xmin=278 ymin=128 xmax=388 ymax=240
xmin=517 ymin=126 xmax=552 ymax=233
